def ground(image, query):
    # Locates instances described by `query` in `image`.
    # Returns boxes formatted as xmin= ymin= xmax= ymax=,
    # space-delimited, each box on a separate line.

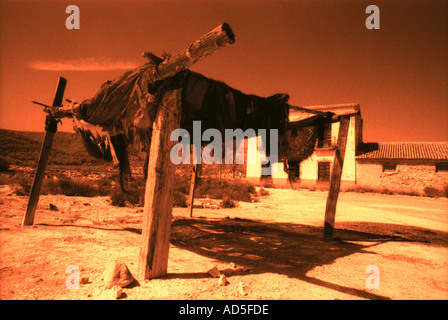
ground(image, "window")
xmin=317 ymin=123 xmax=332 ymax=148
xmin=382 ymin=164 xmax=397 ymax=172
xmin=436 ymin=164 xmax=448 ymax=173
xmin=318 ymin=162 xmax=331 ymax=182
xmin=260 ymin=162 xmax=272 ymax=179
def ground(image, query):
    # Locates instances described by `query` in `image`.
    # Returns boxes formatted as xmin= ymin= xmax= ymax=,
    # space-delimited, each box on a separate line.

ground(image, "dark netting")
xmin=72 ymin=64 xmax=327 ymax=190
xmin=280 ymin=126 xmax=319 ymax=184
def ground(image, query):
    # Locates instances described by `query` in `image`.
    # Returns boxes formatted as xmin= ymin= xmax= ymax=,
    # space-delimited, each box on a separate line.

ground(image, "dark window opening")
xmin=436 ymin=164 xmax=448 ymax=173
xmin=288 ymin=161 xmax=300 ymax=182
xmin=317 ymin=123 xmax=332 ymax=148
xmin=318 ymin=162 xmax=331 ymax=182
xmin=382 ymin=164 xmax=397 ymax=172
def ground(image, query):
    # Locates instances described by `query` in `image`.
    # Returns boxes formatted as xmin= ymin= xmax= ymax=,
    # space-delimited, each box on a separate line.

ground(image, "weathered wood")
xmin=138 ymin=89 xmax=182 ymax=280
xmin=188 ymin=164 xmax=200 ymax=218
xmin=151 ymin=23 xmax=235 ymax=82
xmin=22 ymin=77 xmax=67 ymax=226
xmin=323 ymin=116 xmax=350 ymax=239
xmin=40 ymin=23 xmax=235 ymax=119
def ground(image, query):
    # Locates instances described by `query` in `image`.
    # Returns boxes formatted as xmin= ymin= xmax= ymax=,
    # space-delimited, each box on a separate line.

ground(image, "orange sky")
xmin=0 ymin=0 xmax=447 ymax=142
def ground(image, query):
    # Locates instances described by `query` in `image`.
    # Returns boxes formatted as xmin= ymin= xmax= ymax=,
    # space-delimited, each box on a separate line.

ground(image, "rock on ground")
xmin=102 ymin=259 xmax=135 ymax=289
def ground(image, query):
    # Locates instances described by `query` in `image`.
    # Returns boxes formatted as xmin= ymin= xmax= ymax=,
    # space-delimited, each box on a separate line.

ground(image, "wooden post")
xmin=138 ymin=89 xmax=182 ymax=280
xmin=188 ymin=163 xmax=200 ymax=218
xmin=22 ymin=77 xmax=67 ymax=226
xmin=323 ymin=116 xmax=350 ymax=240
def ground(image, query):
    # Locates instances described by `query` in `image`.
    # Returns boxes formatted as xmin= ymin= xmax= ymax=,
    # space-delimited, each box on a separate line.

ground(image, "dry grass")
xmin=292 ymin=183 xmax=447 ymax=198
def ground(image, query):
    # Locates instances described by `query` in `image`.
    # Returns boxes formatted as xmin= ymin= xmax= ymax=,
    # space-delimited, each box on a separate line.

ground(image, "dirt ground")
xmin=0 ymin=185 xmax=447 ymax=300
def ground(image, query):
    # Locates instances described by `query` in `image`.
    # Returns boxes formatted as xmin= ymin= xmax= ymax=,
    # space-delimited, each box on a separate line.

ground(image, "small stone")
xmin=229 ymin=262 xmax=237 ymax=269
xmin=241 ymin=266 xmax=252 ymax=273
xmin=102 ymin=259 xmax=135 ymax=289
xmin=224 ymin=263 xmax=250 ymax=276
xmin=207 ymin=266 xmax=221 ymax=278
xmin=110 ymin=285 xmax=123 ymax=299
xmin=218 ymin=274 xmax=229 ymax=286
xmin=238 ymin=282 xmax=249 ymax=296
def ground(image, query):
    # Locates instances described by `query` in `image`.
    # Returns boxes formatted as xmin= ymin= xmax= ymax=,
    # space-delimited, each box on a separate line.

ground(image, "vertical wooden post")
xmin=22 ymin=77 xmax=67 ymax=226
xmin=323 ymin=116 xmax=350 ymax=240
xmin=188 ymin=163 xmax=199 ymax=218
xmin=138 ymin=89 xmax=182 ymax=280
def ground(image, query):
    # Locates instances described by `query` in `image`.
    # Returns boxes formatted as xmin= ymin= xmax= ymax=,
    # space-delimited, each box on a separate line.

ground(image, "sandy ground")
xmin=0 ymin=185 xmax=447 ymax=300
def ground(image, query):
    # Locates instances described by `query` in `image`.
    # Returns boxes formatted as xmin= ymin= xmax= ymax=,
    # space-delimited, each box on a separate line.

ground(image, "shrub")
xmin=109 ymin=175 xmax=192 ymax=208
xmin=42 ymin=177 xmax=112 ymax=197
xmin=11 ymin=173 xmax=32 ymax=196
xmin=423 ymin=186 xmax=445 ymax=198
xmin=195 ymin=178 xmax=257 ymax=202
xmin=110 ymin=187 xmax=142 ymax=207
xmin=0 ymin=157 xmax=11 ymax=172
xmin=258 ymin=187 xmax=270 ymax=196
xmin=110 ymin=179 xmax=145 ymax=207
xmin=380 ymin=188 xmax=395 ymax=195
xmin=0 ymin=173 xmax=10 ymax=185
xmin=220 ymin=196 xmax=237 ymax=208
xmin=261 ymin=179 xmax=274 ymax=188
xmin=173 ymin=190 xmax=188 ymax=208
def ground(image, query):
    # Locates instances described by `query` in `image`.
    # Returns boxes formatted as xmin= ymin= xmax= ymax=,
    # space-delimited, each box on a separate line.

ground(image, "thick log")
xmin=323 ymin=116 xmax=350 ymax=239
xmin=22 ymin=77 xmax=67 ymax=226
xmin=148 ymin=23 xmax=235 ymax=82
xmin=138 ymin=89 xmax=182 ymax=280
xmin=40 ymin=23 xmax=235 ymax=119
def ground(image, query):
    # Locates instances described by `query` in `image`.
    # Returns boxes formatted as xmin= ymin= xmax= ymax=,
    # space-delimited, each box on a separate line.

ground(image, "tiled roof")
xmin=356 ymin=142 xmax=448 ymax=160
xmin=289 ymin=103 xmax=360 ymax=122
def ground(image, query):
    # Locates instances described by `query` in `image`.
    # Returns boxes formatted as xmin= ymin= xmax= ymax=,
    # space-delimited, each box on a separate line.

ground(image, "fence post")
xmin=22 ymin=77 xmax=67 ymax=226
xmin=323 ymin=116 xmax=350 ymax=239
xmin=138 ymin=90 xmax=181 ymax=280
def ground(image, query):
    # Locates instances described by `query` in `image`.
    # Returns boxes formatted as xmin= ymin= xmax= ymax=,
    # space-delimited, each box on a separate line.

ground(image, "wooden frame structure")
xmin=22 ymin=23 xmax=350 ymax=282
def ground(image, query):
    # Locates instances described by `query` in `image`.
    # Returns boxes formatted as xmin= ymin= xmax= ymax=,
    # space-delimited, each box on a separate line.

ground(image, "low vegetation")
xmin=297 ymin=183 xmax=448 ymax=198
xmin=110 ymin=175 xmax=262 ymax=208
xmin=0 ymin=129 xmax=113 ymax=168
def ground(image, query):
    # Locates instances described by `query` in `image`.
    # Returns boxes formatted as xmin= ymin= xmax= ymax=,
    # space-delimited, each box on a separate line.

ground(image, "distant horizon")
xmin=1 ymin=0 xmax=447 ymax=142
xmin=1 ymin=126 xmax=447 ymax=145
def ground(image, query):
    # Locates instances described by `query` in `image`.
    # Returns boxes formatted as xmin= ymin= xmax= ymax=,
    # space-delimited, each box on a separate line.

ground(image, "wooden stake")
xmin=22 ymin=77 xmax=67 ymax=226
xmin=323 ymin=116 xmax=350 ymax=240
xmin=138 ymin=89 xmax=182 ymax=280
xmin=188 ymin=164 xmax=200 ymax=218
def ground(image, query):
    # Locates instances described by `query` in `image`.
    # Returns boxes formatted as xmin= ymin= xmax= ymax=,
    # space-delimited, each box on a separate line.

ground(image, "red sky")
xmin=0 ymin=0 xmax=447 ymax=142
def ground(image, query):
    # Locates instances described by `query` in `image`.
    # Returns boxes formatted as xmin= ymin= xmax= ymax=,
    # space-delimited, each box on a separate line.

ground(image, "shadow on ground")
xmin=170 ymin=217 xmax=448 ymax=300
xmin=35 ymin=217 xmax=448 ymax=300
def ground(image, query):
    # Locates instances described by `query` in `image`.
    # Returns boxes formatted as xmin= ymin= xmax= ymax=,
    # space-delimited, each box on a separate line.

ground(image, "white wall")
xmin=245 ymin=115 xmax=358 ymax=184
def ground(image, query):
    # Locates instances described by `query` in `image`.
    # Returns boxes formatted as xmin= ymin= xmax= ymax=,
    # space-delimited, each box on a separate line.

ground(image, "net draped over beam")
xmin=38 ymin=23 xmax=334 ymax=188
xmin=74 ymin=23 xmax=235 ymax=132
